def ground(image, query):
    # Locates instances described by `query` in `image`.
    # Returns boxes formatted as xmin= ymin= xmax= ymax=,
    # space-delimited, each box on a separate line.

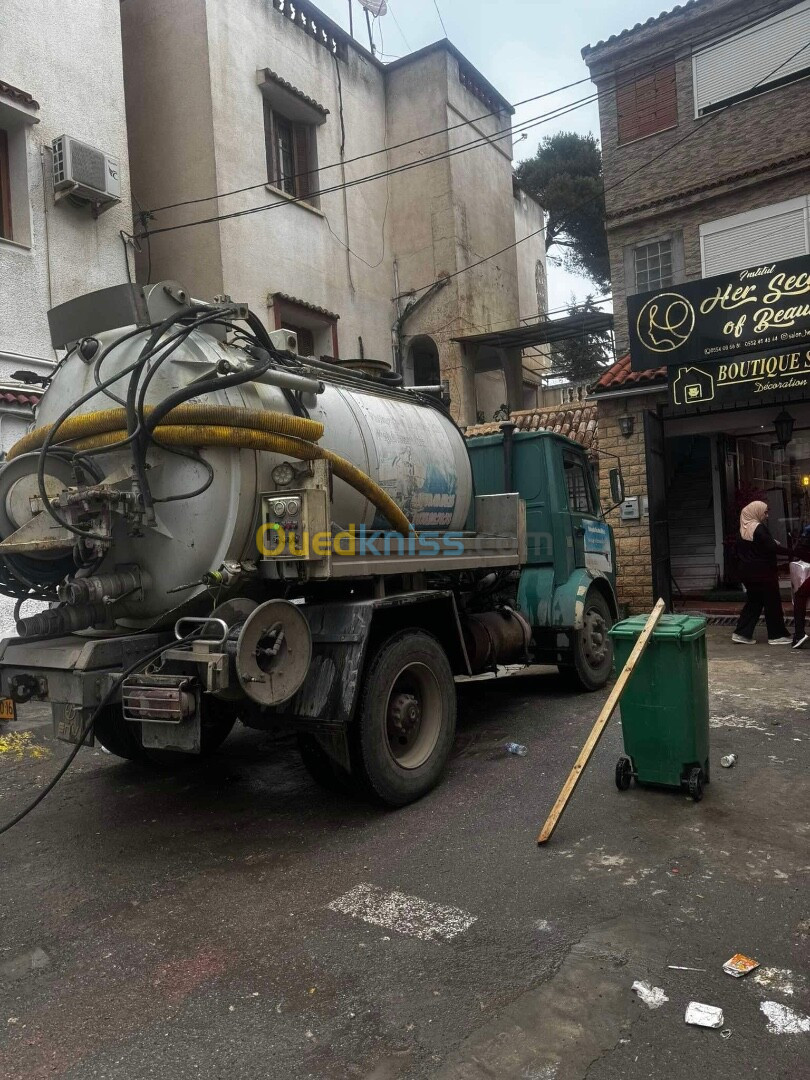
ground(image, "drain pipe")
xmin=500 ymin=420 xmax=517 ymax=493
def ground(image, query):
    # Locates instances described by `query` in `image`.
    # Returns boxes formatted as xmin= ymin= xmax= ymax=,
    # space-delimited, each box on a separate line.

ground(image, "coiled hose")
xmin=9 ymin=406 xmax=414 ymax=537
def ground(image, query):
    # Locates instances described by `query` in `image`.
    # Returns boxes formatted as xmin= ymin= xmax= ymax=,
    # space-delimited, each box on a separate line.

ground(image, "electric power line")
xmin=432 ymin=0 xmax=448 ymax=38
xmin=394 ymin=36 xmax=810 ymax=300
xmin=138 ymin=93 xmax=602 ymax=240
xmin=141 ymin=2 xmax=798 ymax=219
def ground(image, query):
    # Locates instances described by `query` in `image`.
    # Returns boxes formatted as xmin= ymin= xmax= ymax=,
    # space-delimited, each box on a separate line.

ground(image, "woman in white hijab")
xmin=732 ymin=500 xmax=792 ymax=645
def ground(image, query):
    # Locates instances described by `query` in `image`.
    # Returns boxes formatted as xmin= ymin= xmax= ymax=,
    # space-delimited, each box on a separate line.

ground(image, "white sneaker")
xmin=731 ymin=633 xmax=756 ymax=644
xmin=768 ymin=637 xmax=793 ymax=645
xmin=793 ymin=634 xmax=809 ymax=650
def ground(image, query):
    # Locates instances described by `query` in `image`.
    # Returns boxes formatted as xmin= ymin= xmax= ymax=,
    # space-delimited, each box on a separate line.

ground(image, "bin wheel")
xmin=615 ymin=756 xmax=632 ymax=791
xmin=688 ymin=767 xmax=704 ymax=802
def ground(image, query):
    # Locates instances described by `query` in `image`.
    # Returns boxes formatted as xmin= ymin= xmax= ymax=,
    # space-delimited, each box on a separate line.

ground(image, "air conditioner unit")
xmin=52 ymin=135 xmax=121 ymax=211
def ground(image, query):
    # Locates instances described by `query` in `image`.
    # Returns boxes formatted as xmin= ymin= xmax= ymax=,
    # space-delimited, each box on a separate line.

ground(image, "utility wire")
xmin=394 ymin=36 xmax=810 ymax=300
xmin=141 ymin=2 xmax=796 ymax=219
xmin=387 ymin=0 xmax=412 ymax=52
xmin=137 ymin=94 xmax=600 ymax=240
xmin=432 ymin=0 xmax=448 ymax=38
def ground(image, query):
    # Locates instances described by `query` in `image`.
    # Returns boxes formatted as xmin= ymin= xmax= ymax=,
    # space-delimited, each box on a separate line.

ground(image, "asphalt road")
xmin=0 ymin=629 xmax=808 ymax=1079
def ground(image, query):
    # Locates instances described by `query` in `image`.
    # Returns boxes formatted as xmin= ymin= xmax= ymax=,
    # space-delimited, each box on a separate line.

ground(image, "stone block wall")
xmin=596 ymin=391 xmax=667 ymax=613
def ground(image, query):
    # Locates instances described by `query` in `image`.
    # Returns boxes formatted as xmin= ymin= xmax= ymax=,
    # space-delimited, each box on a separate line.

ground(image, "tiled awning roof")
xmin=0 ymin=80 xmax=40 ymax=109
xmin=0 ymin=388 xmax=41 ymax=408
xmin=591 ymin=353 xmax=667 ymax=393
xmin=465 ymin=402 xmax=598 ymax=451
xmin=272 ymin=293 xmax=340 ymax=321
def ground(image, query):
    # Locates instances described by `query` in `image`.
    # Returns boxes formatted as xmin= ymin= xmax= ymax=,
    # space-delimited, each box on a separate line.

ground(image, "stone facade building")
xmin=584 ymin=0 xmax=810 ymax=612
xmin=121 ymin=0 xmax=548 ymax=426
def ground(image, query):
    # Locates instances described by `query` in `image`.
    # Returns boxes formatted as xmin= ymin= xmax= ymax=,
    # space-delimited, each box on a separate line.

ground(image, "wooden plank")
xmin=537 ymin=598 xmax=666 ymax=846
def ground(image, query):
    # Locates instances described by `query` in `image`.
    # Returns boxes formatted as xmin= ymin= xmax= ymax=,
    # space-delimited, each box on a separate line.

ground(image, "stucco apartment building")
xmin=583 ymin=0 xmax=810 ymax=612
xmin=120 ymin=0 xmax=548 ymax=426
xmin=0 ymin=0 xmax=133 ymax=453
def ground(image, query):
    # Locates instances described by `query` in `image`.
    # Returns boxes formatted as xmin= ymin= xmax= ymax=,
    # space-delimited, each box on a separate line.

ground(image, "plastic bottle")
xmin=505 ymin=742 xmax=528 ymax=757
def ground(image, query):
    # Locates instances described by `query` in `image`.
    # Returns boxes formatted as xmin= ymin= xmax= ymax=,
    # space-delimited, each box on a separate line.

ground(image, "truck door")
xmin=562 ymin=449 xmax=603 ymax=571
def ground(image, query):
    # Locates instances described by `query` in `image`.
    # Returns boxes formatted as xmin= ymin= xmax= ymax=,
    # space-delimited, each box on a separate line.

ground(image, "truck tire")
xmin=297 ymin=734 xmax=353 ymax=794
xmin=93 ymin=699 xmax=237 ymax=763
xmin=350 ymin=630 xmax=456 ymax=807
xmin=558 ymin=590 xmax=614 ymax=692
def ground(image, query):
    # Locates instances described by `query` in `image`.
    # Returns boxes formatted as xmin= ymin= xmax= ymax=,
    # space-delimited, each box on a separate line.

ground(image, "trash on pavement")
xmin=723 ymin=953 xmax=759 ymax=978
xmin=720 ymin=754 xmax=738 ymax=768
xmin=632 ymin=980 xmax=668 ymax=1009
xmin=505 ymin=742 xmax=528 ymax=757
xmin=685 ymin=1002 xmax=724 ymax=1028
xmin=668 ymin=965 xmax=705 ymax=971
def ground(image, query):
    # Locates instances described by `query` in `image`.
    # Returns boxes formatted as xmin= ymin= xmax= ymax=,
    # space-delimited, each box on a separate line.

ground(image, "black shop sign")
xmin=628 ymin=254 xmax=810 ymax=372
xmin=669 ymin=346 xmax=810 ymax=411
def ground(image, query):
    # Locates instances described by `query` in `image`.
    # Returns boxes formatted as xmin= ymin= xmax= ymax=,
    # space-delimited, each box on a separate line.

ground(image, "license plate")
xmin=0 ymin=697 xmax=17 ymax=721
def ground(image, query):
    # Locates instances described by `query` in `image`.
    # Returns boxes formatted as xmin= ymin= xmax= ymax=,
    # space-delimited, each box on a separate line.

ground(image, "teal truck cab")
xmin=466 ymin=427 xmax=620 ymax=690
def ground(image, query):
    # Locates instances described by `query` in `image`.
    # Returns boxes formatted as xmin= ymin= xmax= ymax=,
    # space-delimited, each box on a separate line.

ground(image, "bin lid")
xmin=609 ymin=613 xmax=706 ymax=641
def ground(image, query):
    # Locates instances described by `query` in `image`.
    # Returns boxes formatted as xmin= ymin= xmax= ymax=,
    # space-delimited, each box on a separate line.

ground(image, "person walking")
xmin=732 ymin=500 xmax=792 ymax=645
xmin=790 ymin=524 xmax=810 ymax=651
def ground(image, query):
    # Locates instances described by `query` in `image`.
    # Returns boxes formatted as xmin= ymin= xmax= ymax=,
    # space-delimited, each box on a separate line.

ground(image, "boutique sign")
xmin=628 ymin=255 xmax=810 ymax=371
xmin=669 ymin=347 xmax=810 ymax=411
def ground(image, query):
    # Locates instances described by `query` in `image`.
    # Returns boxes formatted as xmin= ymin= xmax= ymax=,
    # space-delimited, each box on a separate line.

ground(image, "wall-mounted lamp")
xmin=774 ymin=409 xmax=795 ymax=449
xmin=618 ymin=414 xmax=635 ymax=439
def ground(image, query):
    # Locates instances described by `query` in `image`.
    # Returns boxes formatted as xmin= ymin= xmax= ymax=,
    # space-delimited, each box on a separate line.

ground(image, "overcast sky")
xmin=314 ymin=0 xmax=661 ymax=314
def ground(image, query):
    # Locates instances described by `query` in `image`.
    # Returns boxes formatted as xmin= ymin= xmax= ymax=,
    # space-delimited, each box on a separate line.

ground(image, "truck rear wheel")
xmin=558 ymin=590 xmax=614 ymax=692
xmin=351 ymin=630 xmax=456 ymax=807
xmin=93 ymin=699 xmax=237 ymax=763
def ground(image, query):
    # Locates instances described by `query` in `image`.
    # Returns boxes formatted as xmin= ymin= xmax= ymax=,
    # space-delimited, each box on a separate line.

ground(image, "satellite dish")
xmin=358 ymin=0 xmax=388 ymax=15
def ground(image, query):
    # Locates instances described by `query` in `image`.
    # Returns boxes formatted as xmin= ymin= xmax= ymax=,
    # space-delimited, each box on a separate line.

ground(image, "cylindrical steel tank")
xmin=14 ymin=327 xmax=472 ymax=622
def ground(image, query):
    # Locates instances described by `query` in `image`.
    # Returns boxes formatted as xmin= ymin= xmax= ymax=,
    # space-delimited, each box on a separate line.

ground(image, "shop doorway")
xmin=662 ymin=401 xmax=810 ymax=609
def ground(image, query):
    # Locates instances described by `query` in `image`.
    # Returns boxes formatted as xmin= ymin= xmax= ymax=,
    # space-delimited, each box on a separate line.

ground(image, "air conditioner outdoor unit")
xmin=52 ymin=135 xmax=121 ymax=212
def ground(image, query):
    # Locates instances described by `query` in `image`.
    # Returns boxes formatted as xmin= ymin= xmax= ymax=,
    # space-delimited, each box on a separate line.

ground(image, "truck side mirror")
xmin=609 ymin=467 xmax=625 ymax=508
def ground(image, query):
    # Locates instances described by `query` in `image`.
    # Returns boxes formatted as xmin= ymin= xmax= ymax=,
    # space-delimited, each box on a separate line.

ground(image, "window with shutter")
xmin=264 ymin=105 xmax=318 ymax=205
xmin=616 ymin=62 xmax=677 ymax=144
xmin=700 ymin=196 xmax=810 ymax=276
xmin=693 ymin=0 xmax=810 ymax=115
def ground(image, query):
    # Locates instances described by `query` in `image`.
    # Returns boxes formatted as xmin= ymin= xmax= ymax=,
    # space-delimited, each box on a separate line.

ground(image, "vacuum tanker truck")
xmin=0 ymin=283 xmax=622 ymax=806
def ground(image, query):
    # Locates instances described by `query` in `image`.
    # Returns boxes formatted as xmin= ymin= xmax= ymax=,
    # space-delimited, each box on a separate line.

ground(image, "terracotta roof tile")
xmin=465 ymin=402 xmax=599 ymax=451
xmin=272 ymin=293 xmax=340 ymax=321
xmin=0 ymin=80 xmax=39 ymax=110
xmin=0 ymin=389 xmax=41 ymax=408
xmin=592 ymin=353 xmax=667 ymax=392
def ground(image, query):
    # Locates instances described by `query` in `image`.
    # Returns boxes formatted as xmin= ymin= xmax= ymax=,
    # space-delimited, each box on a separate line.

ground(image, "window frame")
xmin=0 ymin=127 xmax=12 ymax=240
xmin=563 ymin=450 xmax=597 ymax=516
xmin=264 ymin=102 xmax=317 ymax=205
xmin=692 ymin=0 xmax=810 ymax=117
xmin=624 ymin=232 xmax=685 ymax=298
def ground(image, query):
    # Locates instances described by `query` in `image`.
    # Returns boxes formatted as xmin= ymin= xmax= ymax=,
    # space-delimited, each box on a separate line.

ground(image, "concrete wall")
xmin=207 ymin=0 xmax=394 ymax=363
xmin=0 ymin=0 xmax=133 ymax=369
xmin=513 ymin=188 xmax=547 ymax=323
xmin=121 ymin=0 xmax=223 ymax=302
xmin=120 ymin=3 xmax=539 ymax=424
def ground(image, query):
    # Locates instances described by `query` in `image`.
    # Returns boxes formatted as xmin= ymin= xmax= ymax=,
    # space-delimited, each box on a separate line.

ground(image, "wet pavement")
xmin=0 ymin=628 xmax=807 ymax=1079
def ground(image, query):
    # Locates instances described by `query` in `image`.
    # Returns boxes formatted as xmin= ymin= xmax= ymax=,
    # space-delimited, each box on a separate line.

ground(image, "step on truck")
xmin=0 ymin=284 xmax=622 ymax=806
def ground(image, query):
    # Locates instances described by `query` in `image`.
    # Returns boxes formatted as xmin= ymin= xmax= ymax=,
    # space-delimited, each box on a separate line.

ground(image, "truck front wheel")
xmin=558 ymin=590 xmax=614 ymax=692
xmin=351 ymin=630 xmax=456 ymax=807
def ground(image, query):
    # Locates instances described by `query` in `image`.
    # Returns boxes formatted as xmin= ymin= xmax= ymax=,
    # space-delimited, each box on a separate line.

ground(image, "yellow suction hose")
xmin=9 ymin=406 xmax=414 ymax=537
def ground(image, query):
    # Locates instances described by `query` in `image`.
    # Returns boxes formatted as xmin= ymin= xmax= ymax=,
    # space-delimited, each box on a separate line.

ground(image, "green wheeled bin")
xmin=608 ymin=614 xmax=710 ymax=801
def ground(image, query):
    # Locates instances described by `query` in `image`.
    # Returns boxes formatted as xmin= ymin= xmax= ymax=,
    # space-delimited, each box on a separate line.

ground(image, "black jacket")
xmin=737 ymin=523 xmax=789 ymax=583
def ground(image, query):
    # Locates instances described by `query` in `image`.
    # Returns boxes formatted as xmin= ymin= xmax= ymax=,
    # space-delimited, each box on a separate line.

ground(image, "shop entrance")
xmin=660 ymin=401 xmax=810 ymax=609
